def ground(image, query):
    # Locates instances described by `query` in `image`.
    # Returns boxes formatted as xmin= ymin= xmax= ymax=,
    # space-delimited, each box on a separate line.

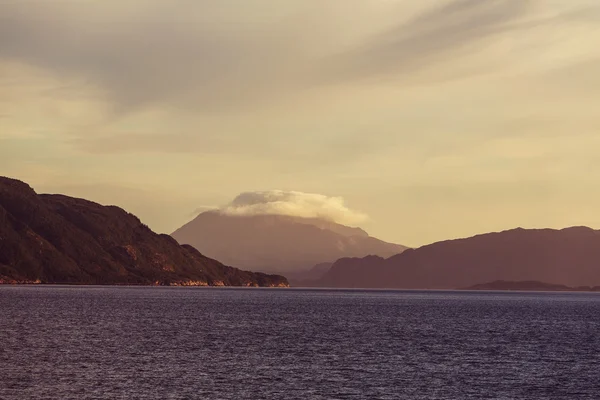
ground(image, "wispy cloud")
xmin=320 ymin=0 xmax=533 ymax=82
xmin=0 ymin=0 xmax=569 ymax=114
xmin=1 ymin=0 xmax=597 ymax=118
xmin=0 ymin=0 xmax=359 ymax=113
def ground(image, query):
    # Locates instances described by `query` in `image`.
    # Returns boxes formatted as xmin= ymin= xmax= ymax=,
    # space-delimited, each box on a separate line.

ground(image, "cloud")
xmin=1 ymin=0 xmax=598 ymax=143
xmin=0 ymin=0 xmax=383 ymax=114
xmin=0 ymin=0 xmax=556 ymax=115
xmin=320 ymin=0 xmax=533 ymax=83
xmin=0 ymin=1 xmax=273 ymax=112
xmin=219 ymin=190 xmax=368 ymax=225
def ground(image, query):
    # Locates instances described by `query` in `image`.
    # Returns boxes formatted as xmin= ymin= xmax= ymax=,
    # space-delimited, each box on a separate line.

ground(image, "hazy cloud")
xmin=321 ymin=0 xmax=532 ymax=82
xmin=0 ymin=0 xmax=380 ymax=113
xmin=0 ymin=0 xmax=567 ymax=114
xmin=220 ymin=190 xmax=368 ymax=225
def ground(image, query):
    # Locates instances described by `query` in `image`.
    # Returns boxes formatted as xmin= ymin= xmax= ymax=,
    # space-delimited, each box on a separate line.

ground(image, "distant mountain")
xmin=319 ymin=227 xmax=600 ymax=289
xmin=0 ymin=177 xmax=288 ymax=287
xmin=306 ymin=262 xmax=335 ymax=279
xmin=283 ymin=262 xmax=335 ymax=287
xmin=464 ymin=280 xmax=600 ymax=292
xmin=171 ymin=212 xmax=407 ymax=274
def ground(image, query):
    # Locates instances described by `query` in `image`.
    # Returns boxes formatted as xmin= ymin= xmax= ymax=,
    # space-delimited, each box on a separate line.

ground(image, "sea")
xmin=1 ymin=286 xmax=599 ymax=399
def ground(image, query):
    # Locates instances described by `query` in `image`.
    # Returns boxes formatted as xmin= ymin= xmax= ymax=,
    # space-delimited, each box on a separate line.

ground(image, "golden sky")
xmin=1 ymin=0 xmax=600 ymax=247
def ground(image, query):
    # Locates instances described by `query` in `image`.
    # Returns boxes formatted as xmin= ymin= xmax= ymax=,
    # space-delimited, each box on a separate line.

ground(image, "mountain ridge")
xmin=0 ymin=177 xmax=288 ymax=287
xmin=319 ymin=226 xmax=600 ymax=289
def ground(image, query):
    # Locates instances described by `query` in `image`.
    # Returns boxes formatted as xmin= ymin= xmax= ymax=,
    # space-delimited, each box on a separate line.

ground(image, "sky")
xmin=1 ymin=0 xmax=600 ymax=247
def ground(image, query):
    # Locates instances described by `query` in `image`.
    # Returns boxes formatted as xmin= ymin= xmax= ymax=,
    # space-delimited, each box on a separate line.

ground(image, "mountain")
xmin=306 ymin=262 xmax=335 ymax=280
xmin=319 ymin=227 xmax=600 ymax=289
xmin=0 ymin=177 xmax=288 ymax=287
xmin=171 ymin=212 xmax=407 ymax=275
xmin=463 ymin=280 xmax=600 ymax=292
xmin=283 ymin=262 xmax=335 ymax=287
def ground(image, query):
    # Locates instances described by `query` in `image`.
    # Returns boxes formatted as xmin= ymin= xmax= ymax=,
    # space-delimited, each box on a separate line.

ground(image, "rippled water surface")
xmin=1 ymin=287 xmax=600 ymax=399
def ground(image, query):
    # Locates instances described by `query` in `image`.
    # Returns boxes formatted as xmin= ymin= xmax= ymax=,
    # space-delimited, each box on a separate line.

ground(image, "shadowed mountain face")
xmin=319 ymin=227 xmax=600 ymax=289
xmin=0 ymin=177 xmax=288 ymax=286
xmin=171 ymin=212 xmax=407 ymax=274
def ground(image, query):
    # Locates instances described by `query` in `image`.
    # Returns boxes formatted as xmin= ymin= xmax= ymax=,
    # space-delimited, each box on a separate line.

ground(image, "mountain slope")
xmin=171 ymin=211 xmax=407 ymax=274
xmin=319 ymin=227 xmax=600 ymax=289
xmin=0 ymin=177 xmax=288 ymax=286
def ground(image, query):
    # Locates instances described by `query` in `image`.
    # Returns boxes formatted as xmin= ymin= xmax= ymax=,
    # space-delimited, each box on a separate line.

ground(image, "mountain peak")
xmin=172 ymin=211 xmax=407 ymax=274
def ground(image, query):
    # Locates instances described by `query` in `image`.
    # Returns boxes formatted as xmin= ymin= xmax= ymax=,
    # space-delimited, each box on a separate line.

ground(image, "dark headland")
xmin=0 ymin=177 xmax=288 ymax=287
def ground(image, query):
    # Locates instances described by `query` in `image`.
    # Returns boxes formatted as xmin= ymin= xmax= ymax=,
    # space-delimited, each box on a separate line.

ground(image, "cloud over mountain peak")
xmin=219 ymin=190 xmax=368 ymax=225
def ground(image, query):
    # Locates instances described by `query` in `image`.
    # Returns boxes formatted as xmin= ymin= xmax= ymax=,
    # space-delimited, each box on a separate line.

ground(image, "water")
xmin=1 ymin=287 xmax=599 ymax=399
